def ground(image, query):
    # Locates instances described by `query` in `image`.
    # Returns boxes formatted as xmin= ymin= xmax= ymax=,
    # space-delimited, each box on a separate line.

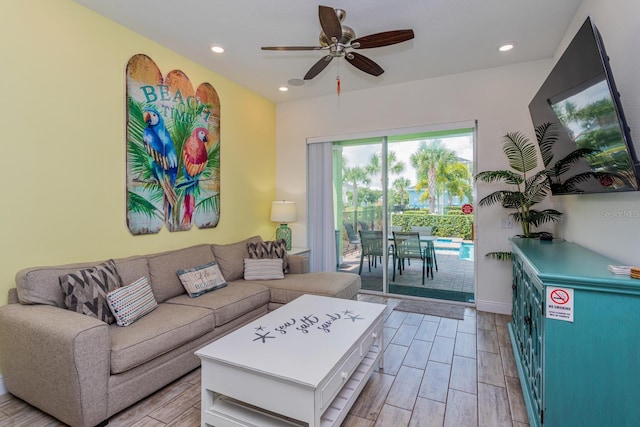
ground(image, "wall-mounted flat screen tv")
xmin=529 ymin=17 xmax=640 ymax=195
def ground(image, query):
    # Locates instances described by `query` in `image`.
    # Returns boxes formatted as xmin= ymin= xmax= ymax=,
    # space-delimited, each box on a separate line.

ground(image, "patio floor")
xmin=338 ymin=247 xmax=475 ymax=303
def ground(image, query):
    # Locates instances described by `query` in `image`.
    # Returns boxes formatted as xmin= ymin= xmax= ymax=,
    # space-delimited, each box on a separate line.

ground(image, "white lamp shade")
xmin=271 ymin=201 xmax=297 ymax=223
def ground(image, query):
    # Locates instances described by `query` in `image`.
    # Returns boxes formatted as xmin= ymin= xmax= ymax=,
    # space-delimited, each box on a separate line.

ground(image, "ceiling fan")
xmin=261 ymin=5 xmax=415 ymax=80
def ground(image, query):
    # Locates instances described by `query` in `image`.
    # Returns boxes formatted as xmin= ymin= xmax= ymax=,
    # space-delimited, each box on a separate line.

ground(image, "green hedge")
xmin=391 ymin=213 xmax=472 ymax=239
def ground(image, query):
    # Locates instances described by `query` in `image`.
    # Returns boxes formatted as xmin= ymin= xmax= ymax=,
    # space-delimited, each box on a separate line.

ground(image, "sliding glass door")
xmin=334 ymin=126 xmax=476 ymax=303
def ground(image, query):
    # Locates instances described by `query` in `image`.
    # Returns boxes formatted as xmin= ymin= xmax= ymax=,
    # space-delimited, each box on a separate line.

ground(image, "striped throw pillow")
xmin=243 ymin=258 xmax=284 ymax=280
xmin=106 ymin=276 xmax=158 ymax=327
xmin=247 ymin=240 xmax=290 ymax=273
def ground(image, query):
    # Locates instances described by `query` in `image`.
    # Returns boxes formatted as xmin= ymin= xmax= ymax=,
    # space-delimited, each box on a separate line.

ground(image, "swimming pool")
xmin=434 ymin=238 xmax=474 ymax=260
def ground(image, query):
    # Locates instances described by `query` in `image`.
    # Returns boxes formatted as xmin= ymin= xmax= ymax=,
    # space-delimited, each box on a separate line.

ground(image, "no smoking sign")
xmin=546 ymin=287 xmax=574 ymax=322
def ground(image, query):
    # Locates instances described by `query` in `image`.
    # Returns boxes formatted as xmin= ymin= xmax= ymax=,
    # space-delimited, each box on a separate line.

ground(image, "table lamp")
xmin=271 ymin=201 xmax=297 ymax=250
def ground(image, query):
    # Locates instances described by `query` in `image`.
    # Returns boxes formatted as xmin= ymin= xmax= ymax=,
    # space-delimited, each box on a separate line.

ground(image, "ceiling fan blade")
xmin=304 ymin=55 xmax=333 ymax=80
xmin=353 ymin=29 xmax=415 ymax=49
xmin=261 ymin=46 xmax=323 ymax=51
xmin=346 ymin=52 xmax=384 ymax=76
xmin=318 ymin=5 xmax=342 ymax=43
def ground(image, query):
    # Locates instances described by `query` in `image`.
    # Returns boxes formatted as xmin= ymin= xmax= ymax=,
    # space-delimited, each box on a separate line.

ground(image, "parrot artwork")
xmin=142 ymin=107 xmax=178 ymax=218
xmin=181 ymin=127 xmax=209 ymax=227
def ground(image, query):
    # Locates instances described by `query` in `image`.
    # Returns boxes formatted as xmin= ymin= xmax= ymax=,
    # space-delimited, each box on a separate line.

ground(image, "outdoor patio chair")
xmin=358 ymin=230 xmax=394 ymax=276
xmin=392 ymin=231 xmax=434 ymax=285
xmin=410 ymin=225 xmax=433 ymax=236
xmin=343 ymin=222 xmax=361 ymax=252
xmin=358 ymin=220 xmax=370 ymax=231
xmin=410 ymin=225 xmax=438 ymax=271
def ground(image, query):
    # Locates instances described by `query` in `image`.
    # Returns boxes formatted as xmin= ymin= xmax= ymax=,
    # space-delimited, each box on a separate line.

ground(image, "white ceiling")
xmin=75 ymin=0 xmax=583 ymax=103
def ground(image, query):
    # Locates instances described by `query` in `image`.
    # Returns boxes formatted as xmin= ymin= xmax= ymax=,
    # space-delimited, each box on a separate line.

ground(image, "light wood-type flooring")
xmin=0 ymin=294 xmax=529 ymax=426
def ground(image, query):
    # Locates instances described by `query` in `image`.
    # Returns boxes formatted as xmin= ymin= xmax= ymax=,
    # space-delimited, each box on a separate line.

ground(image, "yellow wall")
xmin=0 ymin=0 xmax=277 ymax=305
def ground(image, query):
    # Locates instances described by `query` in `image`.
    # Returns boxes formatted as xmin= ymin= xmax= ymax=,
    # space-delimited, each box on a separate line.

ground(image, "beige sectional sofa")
xmin=0 ymin=236 xmax=361 ymax=427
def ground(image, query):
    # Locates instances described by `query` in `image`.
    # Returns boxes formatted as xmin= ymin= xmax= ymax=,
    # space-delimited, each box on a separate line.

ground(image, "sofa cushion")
xmin=59 ymin=260 xmax=122 ymax=324
xmin=15 ymin=255 xmax=150 ymax=308
xmin=251 ymin=272 xmax=361 ymax=305
xmin=211 ymin=236 xmax=263 ymax=282
xmin=107 ymin=276 xmax=158 ymax=327
xmin=147 ymin=244 xmax=215 ymax=303
xmin=109 ymin=303 xmax=214 ymax=374
xmin=177 ymin=261 xmax=227 ymax=298
xmin=165 ymin=281 xmax=270 ymax=327
xmin=243 ymin=258 xmax=284 ymax=280
xmin=247 ymin=239 xmax=290 ymax=273
xmin=114 ymin=256 xmax=151 ymax=289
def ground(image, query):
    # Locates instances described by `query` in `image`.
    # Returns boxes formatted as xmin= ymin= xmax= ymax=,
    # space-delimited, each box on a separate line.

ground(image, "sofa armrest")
xmin=287 ymin=254 xmax=309 ymax=274
xmin=0 ymin=303 xmax=110 ymax=427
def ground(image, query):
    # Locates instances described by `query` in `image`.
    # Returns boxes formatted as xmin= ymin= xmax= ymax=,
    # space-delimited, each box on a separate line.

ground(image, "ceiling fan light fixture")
xmin=210 ymin=45 xmax=225 ymax=54
xmin=262 ymin=6 xmax=414 ymax=82
xmin=287 ymin=78 xmax=305 ymax=86
xmin=499 ymin=43 xmax=514 ymax=52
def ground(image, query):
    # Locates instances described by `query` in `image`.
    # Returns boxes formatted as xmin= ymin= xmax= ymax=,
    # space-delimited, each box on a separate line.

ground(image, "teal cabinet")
xmin=509 ymin=237 xmax=640 ymax=427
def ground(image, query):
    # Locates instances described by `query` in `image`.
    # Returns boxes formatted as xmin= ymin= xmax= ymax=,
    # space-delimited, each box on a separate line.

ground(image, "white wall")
xmin=276 ymin=59 xmax=555 ymax=314
xmin=549 ymin=0 xmax=640 ymax=264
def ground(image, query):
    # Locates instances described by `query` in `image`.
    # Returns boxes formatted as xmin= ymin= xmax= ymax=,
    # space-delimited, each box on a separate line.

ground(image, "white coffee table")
xmin=196 ymin=294 xmax=386 ymax=427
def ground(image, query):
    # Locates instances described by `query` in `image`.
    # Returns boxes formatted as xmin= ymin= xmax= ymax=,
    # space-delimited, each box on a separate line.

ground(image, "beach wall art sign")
xmin=125 ymin=54 xmax=220 ymax=234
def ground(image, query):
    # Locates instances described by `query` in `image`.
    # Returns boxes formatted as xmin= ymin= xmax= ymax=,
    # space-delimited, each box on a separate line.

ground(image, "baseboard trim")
xmin=0 ymin=375 xmax=7 ymax=396
xmin=475 ymin=299 xmax=511 ymax=315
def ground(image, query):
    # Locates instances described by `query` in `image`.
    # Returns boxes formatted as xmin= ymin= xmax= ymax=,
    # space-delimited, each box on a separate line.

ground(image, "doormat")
xmin=389 ymin=284 xmax=474 ymax=304
xmin=393 ymin=299 xmax=465 ymax=320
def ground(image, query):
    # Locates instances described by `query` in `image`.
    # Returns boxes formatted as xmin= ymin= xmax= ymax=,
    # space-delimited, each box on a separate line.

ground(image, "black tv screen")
xmin=529 ymin=17 xmax=640 ymax=194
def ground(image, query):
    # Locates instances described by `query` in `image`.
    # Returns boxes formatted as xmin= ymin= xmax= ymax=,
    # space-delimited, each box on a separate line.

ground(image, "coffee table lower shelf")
xmin=203 ymin=347 xmax=380 ymax=427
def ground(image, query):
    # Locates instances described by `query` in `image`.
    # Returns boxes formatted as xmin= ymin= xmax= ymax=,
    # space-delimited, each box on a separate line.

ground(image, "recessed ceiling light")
xmin=279 ymin=86 xmax=289 ymax=92
xmin=499 ymin=43 xmax=514 ymax=52
xmin=210 ymin=46 xmax=224 ymax=54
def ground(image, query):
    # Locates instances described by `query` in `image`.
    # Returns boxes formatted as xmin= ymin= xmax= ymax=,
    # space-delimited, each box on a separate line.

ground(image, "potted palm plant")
xmin=475 ymin=123 xmax=563 ymax=259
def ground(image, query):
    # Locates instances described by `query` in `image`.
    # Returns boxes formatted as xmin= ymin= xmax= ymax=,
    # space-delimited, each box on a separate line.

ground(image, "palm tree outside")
xmin=410 ymin=139 xmax=458 ymax=213
xmin=342 ymin=161 xmax=370 ymax=233
xmin=391 ymin=177 xmax=411 ymax=208
xmin=442 ymin=162 xmax=473 ymax=207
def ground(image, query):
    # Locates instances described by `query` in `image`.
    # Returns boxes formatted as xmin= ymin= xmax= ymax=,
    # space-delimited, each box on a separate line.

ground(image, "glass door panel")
xmin=334 ymin=127 xmax=476 ymax=303
xmin=335 ymin=140 xmax=385 ymax=293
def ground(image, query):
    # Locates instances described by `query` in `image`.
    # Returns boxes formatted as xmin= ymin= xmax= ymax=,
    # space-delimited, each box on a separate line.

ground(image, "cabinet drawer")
xmin=320 ymin=347 xmax=362 ymax=409
xmin=360 ymin=319 xmax=383 ymax=356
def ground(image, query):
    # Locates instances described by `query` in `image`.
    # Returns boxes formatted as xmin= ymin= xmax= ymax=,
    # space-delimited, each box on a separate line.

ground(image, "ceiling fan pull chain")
xmin=336 ymin=60 xmax=341 ymax=96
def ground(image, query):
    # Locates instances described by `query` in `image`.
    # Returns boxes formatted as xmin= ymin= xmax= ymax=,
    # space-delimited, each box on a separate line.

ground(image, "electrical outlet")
xmin=500 ymin=217 xmax=513 ymax=229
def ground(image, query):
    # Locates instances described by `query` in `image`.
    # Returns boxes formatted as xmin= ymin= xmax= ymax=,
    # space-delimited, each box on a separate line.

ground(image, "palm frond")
xmin=478 ymin=190 xmax=507 ymax=207
xmin=501 ymin=191 xmax=525 ymax=209
xmin=195 ymin=194 xmax=220 ymax=217
xmin=553 ymin=148 xmax=600 ymax=177
xmin=484 ymin=252 xmax=513 ymax=261
xmin=536 ymin=122 xmax=558 ymax=168
xmin=127 ymin=191 xmax=163 ymax=219
xmin=562 ymin=171 xmax=600 ymax=187
xmin=475 ymin=170 xmax=523 ymax=186
xmin=523 ymin=174 xmax=550 ymax=206
xmin=528 ymin=209 xmax=563 ymax=227
xmin=503 ymin=131 xmax=538 ymax=173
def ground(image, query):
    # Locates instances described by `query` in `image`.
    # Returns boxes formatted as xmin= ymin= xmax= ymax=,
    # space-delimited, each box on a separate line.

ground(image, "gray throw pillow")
xmin=247 ymin=239 xmax=290 ymax=273
xmin=59 ymin=259 xmax=122 ymax=324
